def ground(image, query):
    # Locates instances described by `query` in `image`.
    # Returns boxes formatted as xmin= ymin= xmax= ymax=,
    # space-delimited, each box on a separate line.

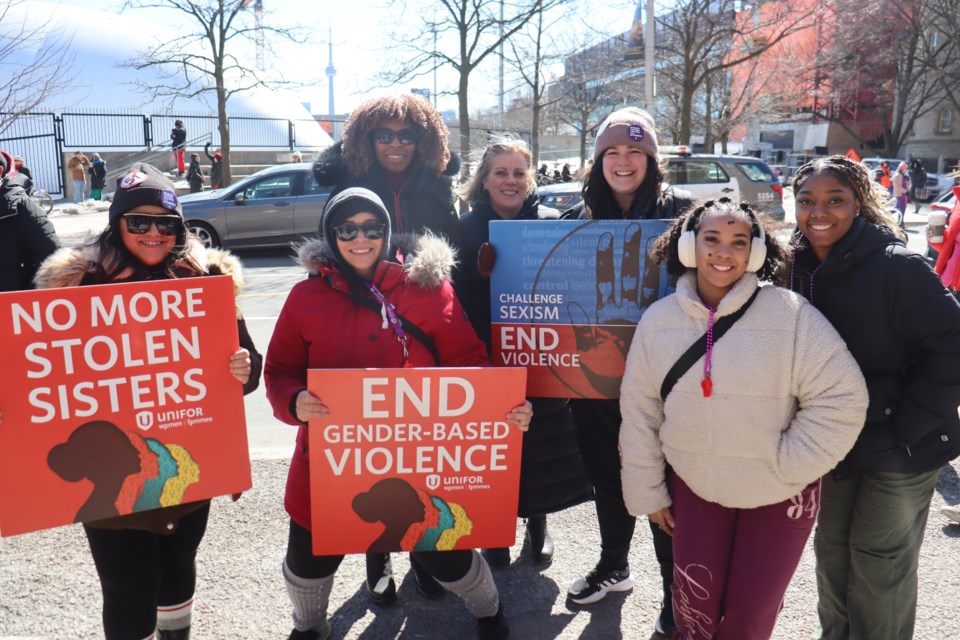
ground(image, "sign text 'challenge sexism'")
xmin=11 ymin=288 xmax=207 ymax=423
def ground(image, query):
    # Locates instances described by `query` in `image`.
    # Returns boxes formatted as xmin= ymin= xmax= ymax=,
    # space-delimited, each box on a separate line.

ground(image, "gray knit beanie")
xmin=593 ymin=107 xmax=659 ymax=162
xmin=321 ymin=187 xmax=392 ymax=267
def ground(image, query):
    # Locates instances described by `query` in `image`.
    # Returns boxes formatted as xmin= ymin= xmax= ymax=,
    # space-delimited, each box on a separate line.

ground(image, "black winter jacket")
xmin=204 ymin=142 xmax=223 ymax=186
xmin=312 ymin=141 xmax=461 ymax=243
xmin=790 ymin=218 xmax=960 ymax=476
xmin=170 ymin=124 xmax=187 ymax=150
xmin=564 ymin=185 xmax=695 ymax=221
xmin=88 ymin=161 xmax=107 ymax=189
xmin=451 ymin=194 xmax=591 ymax=517
xmin=0 ymin=175 xmax=60 ymax=291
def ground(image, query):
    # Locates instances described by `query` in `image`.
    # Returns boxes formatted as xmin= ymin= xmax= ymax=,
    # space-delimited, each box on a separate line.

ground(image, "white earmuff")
xmin=678 ymin=213 xmax=697 ymax=268
xmin=745 ymin=211 xmax=767 ymax=273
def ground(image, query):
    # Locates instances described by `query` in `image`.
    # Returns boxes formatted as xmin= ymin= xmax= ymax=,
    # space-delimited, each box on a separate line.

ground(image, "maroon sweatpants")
xmin=670 ymin=474 xmax=819 ymax=640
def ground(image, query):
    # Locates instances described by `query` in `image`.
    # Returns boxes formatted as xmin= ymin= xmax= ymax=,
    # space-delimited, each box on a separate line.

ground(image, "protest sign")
xmin=306 ymin=367 xmax=526 ymax=556
xmin=490 ymin=219 xmax=671 ymax=399
xmin=0 ymin=276 xmax=251 ymax=536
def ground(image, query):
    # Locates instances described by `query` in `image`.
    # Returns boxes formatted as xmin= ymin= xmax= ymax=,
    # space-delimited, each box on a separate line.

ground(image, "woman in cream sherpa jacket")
xmin=619 ymin=199 xmax=867 ymax=640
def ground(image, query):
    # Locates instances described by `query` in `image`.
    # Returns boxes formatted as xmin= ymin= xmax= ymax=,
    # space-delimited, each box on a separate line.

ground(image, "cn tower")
xmin=325 ymin=26 xmax=336 ymax=115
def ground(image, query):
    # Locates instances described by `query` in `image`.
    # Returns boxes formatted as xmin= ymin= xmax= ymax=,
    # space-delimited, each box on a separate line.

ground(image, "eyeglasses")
xmin=122 ymin=214 xmax=183 ymax=236
xmin=333 ymin=221 xmax=387 ymax=241
xmin=372 ymin=128 xmax=419 ymax=145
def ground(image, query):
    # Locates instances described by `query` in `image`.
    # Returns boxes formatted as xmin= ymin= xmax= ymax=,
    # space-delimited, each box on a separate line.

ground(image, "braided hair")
xmin=340 ymin=94 xmax=451 ymax=177
xmin=791 ymin=155 xmax=904 ymax=240
xmin=650 ymin=197 xmax=789 ymax=285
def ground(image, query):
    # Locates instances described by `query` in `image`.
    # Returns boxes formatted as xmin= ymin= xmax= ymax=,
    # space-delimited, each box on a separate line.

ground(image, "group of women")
xmin=11 ymin=94 xmax=960 ymax=640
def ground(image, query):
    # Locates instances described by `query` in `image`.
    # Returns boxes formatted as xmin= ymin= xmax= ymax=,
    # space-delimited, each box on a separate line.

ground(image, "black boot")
xmin=482 ymin=547 xmax=511 ymax=568
xmin=410 ymin=552 xmax=444 ymax=599
xmin=477 ymin=603 xmax=509 ymax=640
xmin=156 ymin=628 xmax=190 ymax=640
xmin=525 ymin=515 xmax=554 ymax=565
xmin=365 ymin=552 xmax=397 ymax=606
xmin=655 ymin=588 xmax=677 ymax=636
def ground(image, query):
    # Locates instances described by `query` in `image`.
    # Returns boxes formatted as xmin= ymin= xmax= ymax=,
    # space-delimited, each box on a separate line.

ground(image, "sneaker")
xmin=288 ymin=621 xmax=331 ymax=640
xmin=365 ymin=552 xmax=397 ymax=606
xmin=477 ymin=603 xmax=509 ymax=640
xmin=943 ymin=504 xmax=960 ymax=524
xmin=567 ymin=566 xmax=634 ymax=605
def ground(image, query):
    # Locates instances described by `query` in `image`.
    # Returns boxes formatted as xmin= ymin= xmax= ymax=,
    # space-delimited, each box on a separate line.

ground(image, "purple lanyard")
xmin=364 ymin=281 xmax=410 ymax=360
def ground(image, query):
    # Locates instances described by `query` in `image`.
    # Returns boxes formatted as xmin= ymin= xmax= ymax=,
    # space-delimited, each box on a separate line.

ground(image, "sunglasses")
xmin=372 ymin=128 xmax=419 ymax=145
xmin=333 ymin=221 xmax=387 ymax=242
xmin=122 ymin=214 xmax=183 ymax=236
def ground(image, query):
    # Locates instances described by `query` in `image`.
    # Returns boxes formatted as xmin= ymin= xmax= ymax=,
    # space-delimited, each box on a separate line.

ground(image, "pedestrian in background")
xmin=264 ymin=187 xmax=531 ymax=640
xmin=892 ymin=161 xmax=909 ymax=229
xmin=204 ymin=142 xmax=223 ymax=190
xmin=909 ymin=159 xmax=928 ymax=214
xmin=0 ymin=150 xmax=60 ymax=291
xmin=311 ymin=93 xmax=461 ymax=601
xmin=171 ymin=120 xmax=187 ymax=177
xmin=620 ymin=198 xmax=867 ymax=639
xmin=453 ymin=139 xmax=592 ymax=570
xmin=876 ymin=160 xmax=893 ymax=195
xmin=186 ymin=153 xmax=204 ymax=193
xmin=561 ymin=163 xmax=572 ymax=182
xmin=31 ymin=163 xmax=261 ymax=640
xmin=12 ymin=155 xmax=32 ymax=190
xmin=68 ymin=150 xmax=90 ymax=203
xmin=789 ymin=155 xmax=960 ymax=640
xmin=89 ymin=153 xmax=107 ymax=201
xmin=562 ymin=106 xmax=694 ymax=637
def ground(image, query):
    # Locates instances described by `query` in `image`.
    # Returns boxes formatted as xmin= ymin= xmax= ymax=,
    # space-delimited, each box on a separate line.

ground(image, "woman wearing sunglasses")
xmin=31 ymin=163 xmax=262 ymax=640
xmin=452 ymin=139 xmax=592 ymax=569
xmin=265 ymin=187 xmax=531 ymax=640
xmin=312 ymin=94 xmax=460 ymax=246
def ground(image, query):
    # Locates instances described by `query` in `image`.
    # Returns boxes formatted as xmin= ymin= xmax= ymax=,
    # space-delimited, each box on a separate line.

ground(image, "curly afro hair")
xmin=650 ymin=198 xmax=789 ymax=285
xmin=340 ymin=94 xmax=451 ymax=177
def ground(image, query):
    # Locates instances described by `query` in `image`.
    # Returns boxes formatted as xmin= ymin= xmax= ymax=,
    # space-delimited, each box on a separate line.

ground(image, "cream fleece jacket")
xmin=619 ymin=272 xmax=868 ymax=513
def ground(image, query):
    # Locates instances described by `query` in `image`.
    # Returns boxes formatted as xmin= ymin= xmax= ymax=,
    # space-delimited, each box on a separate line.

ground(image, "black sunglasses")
xmin=333 ymin=221 xmax=387 ymax=242
xmin=122 ymin=214 xmax=183 ymax=237
xmin=372 ymin=128 xmax=419 ymax=145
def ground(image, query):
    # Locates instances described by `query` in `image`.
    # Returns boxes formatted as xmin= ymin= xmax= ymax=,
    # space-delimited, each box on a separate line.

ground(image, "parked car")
xmin=536 ymin=152 xmax=785 ymax=219
xmin=180 ymin=162 xmax=328 ymax=249
xmin=930 ymin=188 xmax=957 ymax=214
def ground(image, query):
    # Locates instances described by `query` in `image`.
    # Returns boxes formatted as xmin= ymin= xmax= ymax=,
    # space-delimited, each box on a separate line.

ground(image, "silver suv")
xmin=538 ymin=153 xmax=785 ymax=220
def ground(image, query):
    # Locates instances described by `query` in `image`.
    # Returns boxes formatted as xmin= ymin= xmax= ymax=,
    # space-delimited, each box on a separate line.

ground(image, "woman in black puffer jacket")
xmin=452 ymin=139 xmax=592 ymax=569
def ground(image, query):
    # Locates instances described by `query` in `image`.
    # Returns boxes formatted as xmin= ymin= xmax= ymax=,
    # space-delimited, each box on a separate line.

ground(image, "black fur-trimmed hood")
xmin=312 ymin=141 xmax=461 ymax=187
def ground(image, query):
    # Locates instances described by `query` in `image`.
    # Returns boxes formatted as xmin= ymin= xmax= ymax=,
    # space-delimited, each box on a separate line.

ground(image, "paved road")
xmin=2 ymin=203 xmax=955 ymax=639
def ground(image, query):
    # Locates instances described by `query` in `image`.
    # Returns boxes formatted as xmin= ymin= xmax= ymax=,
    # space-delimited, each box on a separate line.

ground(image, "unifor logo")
xmin=136 ymin=411 xmax=154 ymax=431
xmin=425 ymin=474 xmax=440 ymax=490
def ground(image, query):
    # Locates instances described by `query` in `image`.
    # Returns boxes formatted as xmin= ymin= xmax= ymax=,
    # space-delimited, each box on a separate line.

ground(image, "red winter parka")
xmin=265 ymin=235 xmax=489 ymax=530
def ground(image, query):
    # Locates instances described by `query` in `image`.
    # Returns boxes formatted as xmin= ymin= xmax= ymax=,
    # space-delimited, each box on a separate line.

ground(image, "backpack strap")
xmin=659 ymin=287 xmax=760 ymax=401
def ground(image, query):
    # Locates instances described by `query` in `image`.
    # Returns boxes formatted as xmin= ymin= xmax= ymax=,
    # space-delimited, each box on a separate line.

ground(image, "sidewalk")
xmin=2 ymin=457 xmax=959 ymax=639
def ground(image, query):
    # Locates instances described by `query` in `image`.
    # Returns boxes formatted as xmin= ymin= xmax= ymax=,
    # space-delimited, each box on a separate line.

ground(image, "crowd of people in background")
xmin=2 ymin=94 xmax=960 ymax=640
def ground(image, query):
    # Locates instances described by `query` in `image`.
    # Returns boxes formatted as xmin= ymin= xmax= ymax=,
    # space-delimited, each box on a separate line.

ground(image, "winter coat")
xmin=790 ymin=217 xmax=960 ymax=475
xmin=88 ymin=160 xmax=107 ymax=189
xmin=33 ymin=238 xmax=263 ymax=533
xmin=204 ymin=142 xmax=223 ymax=186
xmin=564 ymin=185 xmax=695 ymax=221
xmin=452 ymin=194 xmax=592 ymax=517
xmin=187 ymin=160 xmax=205 ymax=191
xmin=311 ymin=141 xmax=461 ymax=242
xmin=264 ymin=234 xmax=490 ymax=531
xmin=892 ymin=171 xmax=909 ymax=198
xmin=171 ymin=124 xmax=187 ymax=150
xmin=929 ymin=186 xmax=960 ymax=290
xmin=67 ymin=154 xmax=89 ymax=181
xmin=620 ymin=273 xmax=867 ymax=514
xmin=0 ymin=175 xmax=60 ymax=291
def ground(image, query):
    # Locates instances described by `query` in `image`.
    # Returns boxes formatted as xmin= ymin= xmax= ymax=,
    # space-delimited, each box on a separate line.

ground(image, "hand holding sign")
xmin=295 ymin=389 xmax=330 ymax=421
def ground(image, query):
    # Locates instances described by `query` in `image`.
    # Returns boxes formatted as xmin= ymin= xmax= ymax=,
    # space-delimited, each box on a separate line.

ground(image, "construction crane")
xmin=239 ymin=0 xmax=265 ymax=71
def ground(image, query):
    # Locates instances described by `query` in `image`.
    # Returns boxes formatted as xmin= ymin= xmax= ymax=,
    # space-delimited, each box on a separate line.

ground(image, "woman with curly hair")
xmin=788 ymin=155 xmax=960 ymax=639
xmin=620 ymin=198 xmax=867 ymax=639
xmin=312 ymin=94 xmax=460 ymax=245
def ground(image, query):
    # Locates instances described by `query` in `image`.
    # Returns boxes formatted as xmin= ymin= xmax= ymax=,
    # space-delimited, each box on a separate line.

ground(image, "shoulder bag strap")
xmin=659 ymin=287 xmax=760 ymax=401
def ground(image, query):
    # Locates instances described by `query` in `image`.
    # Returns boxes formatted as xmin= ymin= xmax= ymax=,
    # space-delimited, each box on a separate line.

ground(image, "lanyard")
xmin=364 ymin=281 xmax=411 ymax=360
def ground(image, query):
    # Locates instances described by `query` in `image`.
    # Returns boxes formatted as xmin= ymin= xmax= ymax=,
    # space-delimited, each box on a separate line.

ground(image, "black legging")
xmin=83 ymin=504 xmax=210 ymax=640
xmin=286 ymin=519 xmax=473 ymax=583
xmin=571 ymin=399 xmax=674 ymax=582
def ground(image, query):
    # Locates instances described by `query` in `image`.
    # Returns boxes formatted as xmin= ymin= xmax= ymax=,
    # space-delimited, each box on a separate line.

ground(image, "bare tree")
xmin=655 ymin=0 xmax=816 ymax=144
xmin=0 ymin=0 xmax=76 ymax=134
xmin=121 ymin=0 xmax=306 ymax=185
xmin=381 ymin=0 xmax=567 ymax=177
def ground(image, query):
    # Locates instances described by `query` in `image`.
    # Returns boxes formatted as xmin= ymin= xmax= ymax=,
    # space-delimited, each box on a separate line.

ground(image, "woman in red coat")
xmin=264 ymin=187 xmax=531 ymax=640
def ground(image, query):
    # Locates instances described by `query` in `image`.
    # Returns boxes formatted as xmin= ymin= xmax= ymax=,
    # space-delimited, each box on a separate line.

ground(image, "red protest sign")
xmin=0 ymin=277 xmax=251 ymax=536
xmin=306 ymin=367 xmax=526 ymax=556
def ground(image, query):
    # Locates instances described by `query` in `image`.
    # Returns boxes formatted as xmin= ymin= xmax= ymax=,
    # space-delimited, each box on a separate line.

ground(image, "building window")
xmin=938 ymin=109 xmax=953 ymax=134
